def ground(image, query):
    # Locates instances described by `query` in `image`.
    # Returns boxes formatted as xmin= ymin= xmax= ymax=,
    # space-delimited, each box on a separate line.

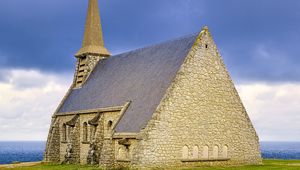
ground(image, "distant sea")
xmin=261 ymin=142 xmax=300 ymax=160
xmin=0 ymin=141 xmax=300 ymax=164
xmin=0 ymin=141 xmax=45 ymax=164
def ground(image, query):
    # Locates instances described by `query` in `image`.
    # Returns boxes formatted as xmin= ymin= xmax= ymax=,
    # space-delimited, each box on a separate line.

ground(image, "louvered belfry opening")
xmin=75 ymin=56 xmax=87 ymax=87
xmin=73 ymin=0 xmax=110 ymax=88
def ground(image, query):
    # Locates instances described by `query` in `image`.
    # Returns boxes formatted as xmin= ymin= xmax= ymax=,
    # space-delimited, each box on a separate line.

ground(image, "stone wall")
xmin=113 ymin=139 xmax=138 ymax=169
xmin=44 ymin=118 xmax=60 ymax=162
xmin=44 ymin=110 xmax=124 ymax=166
xmin=99 ymin=111 xmax=124 ymax=167
xmin=79 ymin=113 xmax=99 ymax=164
xmin=58 ymin=115 xmax=80 ymax=164
xmin=71 ymin=120 xmax=81 ymax=164
xmin=132 ymin=27 xmax=261 ymax=169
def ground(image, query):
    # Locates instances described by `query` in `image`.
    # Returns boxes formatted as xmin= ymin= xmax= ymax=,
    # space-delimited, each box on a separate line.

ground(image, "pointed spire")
xmin=75 ymin=0 xmax=110 ymax=57
xmin=203 ymin=25 xmax=209 ymax=31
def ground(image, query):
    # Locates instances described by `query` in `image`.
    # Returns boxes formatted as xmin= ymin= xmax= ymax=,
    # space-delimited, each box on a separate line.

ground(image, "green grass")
xmin=0 ymin=163 xmax=101 ymax=170
xmin=187 ymin=160 xmax=300 ymax=170
xmin=1 ymin=160 xmax=300 ymax=170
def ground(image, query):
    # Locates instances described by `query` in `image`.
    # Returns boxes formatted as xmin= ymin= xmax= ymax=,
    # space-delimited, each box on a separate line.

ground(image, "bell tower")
xmin=74 ymin=0 xmax=110 ymax=88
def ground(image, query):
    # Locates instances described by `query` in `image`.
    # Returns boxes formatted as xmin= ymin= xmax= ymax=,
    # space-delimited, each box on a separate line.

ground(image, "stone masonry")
xmin=131 ymin=27 xmax=261 ymax=169
xmin=45 ymin=27 xmax=261 ymax=169
xmin=44 ymin=0 xmax=261 ymax=169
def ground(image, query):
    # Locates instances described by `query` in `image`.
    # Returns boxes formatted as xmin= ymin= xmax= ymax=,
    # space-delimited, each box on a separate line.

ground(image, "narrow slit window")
xmin=83 ymin=122 xmax=88 ymax=142
xmin=62 ymin=123 xmax=67 ymax=141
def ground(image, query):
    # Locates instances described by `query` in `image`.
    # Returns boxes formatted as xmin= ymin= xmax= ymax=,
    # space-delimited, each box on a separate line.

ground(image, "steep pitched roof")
xmin=58 ymin=34 xmax=198 ymax=133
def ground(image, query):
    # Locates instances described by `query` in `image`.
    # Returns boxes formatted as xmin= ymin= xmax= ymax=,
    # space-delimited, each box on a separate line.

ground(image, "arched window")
xmin=213 ymin=145 xmax=219 ymax=158
xmin=182 ymin=145 xmax=189 ymax=159
xmin=222 ymin=145 xmax=228 ymax=158
xmin=107 ymin=120 xmax=113 ymax=130
xmin=192 ymin=145 xmax=199 ymax=159
xmin=202 ymin=145 xmax=209 ymax=159
xmin=83 ymin=122 xmax=88 ymax=142
xmin=62 ymin=123 xmax=67 ymax=141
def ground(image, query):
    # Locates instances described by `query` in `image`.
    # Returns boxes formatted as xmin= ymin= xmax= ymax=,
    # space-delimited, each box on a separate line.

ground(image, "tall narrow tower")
xmin=74 ymin=0 xmax=110 ymax=88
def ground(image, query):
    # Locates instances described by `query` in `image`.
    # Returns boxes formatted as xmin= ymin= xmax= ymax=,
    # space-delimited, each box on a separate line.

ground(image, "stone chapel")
xmin=44 ymin=0 xmax=262 ymax=169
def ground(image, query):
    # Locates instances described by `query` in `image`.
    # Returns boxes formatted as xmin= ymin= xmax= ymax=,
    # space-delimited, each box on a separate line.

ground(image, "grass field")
xmin=1 ymin=160 xmax=300 ymax=170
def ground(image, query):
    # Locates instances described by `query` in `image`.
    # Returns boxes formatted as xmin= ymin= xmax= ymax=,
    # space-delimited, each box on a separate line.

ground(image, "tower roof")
xmin=75 ymin=0 xmax=110 ymax=57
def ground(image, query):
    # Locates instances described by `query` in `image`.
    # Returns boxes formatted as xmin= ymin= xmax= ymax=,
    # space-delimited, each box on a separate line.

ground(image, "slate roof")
xmin=58 ymin=34 xmax=198 ymax=133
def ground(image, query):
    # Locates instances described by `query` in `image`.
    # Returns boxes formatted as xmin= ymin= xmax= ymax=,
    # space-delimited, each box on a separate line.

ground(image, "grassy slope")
xmin=1 ymin=160 xmax=300 ymax=170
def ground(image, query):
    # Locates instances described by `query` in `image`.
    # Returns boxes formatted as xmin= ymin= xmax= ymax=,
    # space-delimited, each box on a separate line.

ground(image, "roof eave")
xmin=75 ymin=45 xmax=111 ymax=57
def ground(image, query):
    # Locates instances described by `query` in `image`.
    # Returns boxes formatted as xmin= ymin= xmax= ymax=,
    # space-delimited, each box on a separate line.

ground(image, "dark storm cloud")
xmin=0 ymin=0 xmax=299 ymax=82
xmin=201 ymin=0 xmax=300 ymax=82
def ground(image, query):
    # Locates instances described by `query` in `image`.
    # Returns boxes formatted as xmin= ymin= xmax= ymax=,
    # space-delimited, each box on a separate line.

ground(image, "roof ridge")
xmin=111 ymin=32 xmax=199 ymax=58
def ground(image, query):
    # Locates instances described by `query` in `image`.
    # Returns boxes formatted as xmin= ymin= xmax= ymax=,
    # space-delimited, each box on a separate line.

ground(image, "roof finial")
xmin=75 ymin=0 xmax=110 ymax=57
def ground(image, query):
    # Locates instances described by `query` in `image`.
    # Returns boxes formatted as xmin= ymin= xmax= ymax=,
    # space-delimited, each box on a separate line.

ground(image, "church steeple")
xmin=73 ymin=0 xmax=110 ymax=88
xmin=75 ymin=0 xmax=110 ymax=57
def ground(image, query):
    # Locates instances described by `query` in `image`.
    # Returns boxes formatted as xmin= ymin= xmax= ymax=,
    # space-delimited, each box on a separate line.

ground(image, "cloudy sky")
xmin=0 ymin=0 xmax=299 ymax=141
